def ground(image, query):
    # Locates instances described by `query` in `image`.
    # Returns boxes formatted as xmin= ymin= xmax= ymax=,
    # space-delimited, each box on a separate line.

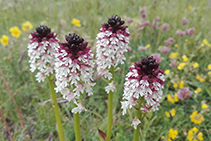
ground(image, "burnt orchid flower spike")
xmin=27 ymin=25 xmax=59 ymax=82
xmin=54 ymin=33 xmax=95 ymax=112
xmin=96 ymin=15 xmax=130 ymax=80
xmin=121 ymin=55 xmax=165 ymax=127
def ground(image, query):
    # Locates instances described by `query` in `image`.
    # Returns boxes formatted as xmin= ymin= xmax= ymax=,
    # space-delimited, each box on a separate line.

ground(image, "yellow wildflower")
xmin=187 ymin=127 xmax=203 ymax=141
xmin=174 ymin=44 xmax=178 ymax=48
xmin=179 ymin=80 xmax=184 ymax=88
xmin=174 ymin=93 xmax=179 ymax=102
xmin=208 ymin=44 xmax=211 ymax=47
xmin=167 ymin=128 xmax=178 ymax=141
xmin=208 ymin=71 xmax=211 ymax=75
xmin=170 ymin=108 xmax=176 ymax=117
xmin=207 ymin=64 xmax=211 ymax=70
xmin=192 ymin=127 xmax=199 ymax=133
xmin=165 ymin=111 xmax=170 ymax=118
xmin=202 ymin=104 xmax=208 ymax=109
xmin=203 ymin=39 xmax=208 ymax=45
xmin=165 ymin=70 xmax=170 ymax=75
xmin=71 ymin=18 xmax=81 ymax=27
xmin=196 ymin=74 xmax=205 ymax=82
xmin=188 ymin=6 xmax=192 ymax=10
xmin=177 ymin=63 xmax=186 ymax=70
xmin=22 ymin=21 xmax=33 ymax=31
xmin=193 ymin=62 xmax=199 ymax=68
xmin=194 ymin=87 xmax=202 ymax=94
xmin=169 ymin=52 xmax=179 ymax=59
xmin=0 ymin=35 xmax=9 ymax=46
xmin=167 ymin=94 xmax=175 ymax=104
xmin=182 ymin=55 xmax=188 ymax=62
xmin=173 ymin=83 xmax=178 ymax=88
xmin=9 ymin=26 xmax=21 ymax=38
xmin=146 ymin=44 xmax=150 ymax=48
xmin=158 ymin=45 xmax=162 ymax=50
xmin=190 ymin=111 xmax=205 ymax=125
xmin=196 ymin=88 xmax=202 ymax=92
xmin=197 ymin=132 xmax=204 ymax=141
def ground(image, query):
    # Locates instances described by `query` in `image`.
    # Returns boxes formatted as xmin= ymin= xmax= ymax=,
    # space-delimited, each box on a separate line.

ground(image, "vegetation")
xmin=0 ymin=0 xmax=211 ymax=140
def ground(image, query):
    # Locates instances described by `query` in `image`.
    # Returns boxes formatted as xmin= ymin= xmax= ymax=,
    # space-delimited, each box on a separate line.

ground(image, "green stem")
xmin=106 ymin=66 xmax=115 ymax=141
xmin=47 ymin=75 xmax=65 ymax=141
xmin=133 ymin=101 xmax=142 ymax=141
xmin=73 ymin=104 xmax=81 ymax=141
xmin=133 ymin=124 xmax=141 ymax=141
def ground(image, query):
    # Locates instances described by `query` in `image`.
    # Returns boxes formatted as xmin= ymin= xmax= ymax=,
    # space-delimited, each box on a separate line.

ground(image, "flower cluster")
xmin=187 ymin=127 xmax=203 ymax=141
xmin=27 ymin=25 xmax=59 ymax=82
xmin=176 ymin=28 xmax=195 ymax=36
xmin=1 ymin=21 xmax=33 ymax=47
xmin=54 ymin=33 xmax=95 ymax=113
xmin=190 ymin=111 xmax=205 ymax=125
xmin=167 ymin=93 xmax=179 ymax=104
xmin=96 ymin=15 xmax=130 ymax=81
xmin=165 ymin=108 xmax=176 ymax=118
xmin=177 ymin=87 xmax=192 ymax=100
xmin=121 ymin=56 xmax=165 ymax=127
xmin=167 ymin=128 xmax=178 ymax=141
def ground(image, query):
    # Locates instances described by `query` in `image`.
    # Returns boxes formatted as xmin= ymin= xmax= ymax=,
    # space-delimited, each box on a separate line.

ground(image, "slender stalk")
xmin=0 ymin=108 xmax=14 ymax=141
xmin=133 ymin=101 xmax=142 ymax=141
xmin=133 ymin=124 xmax=141 ymax=141
xmin=47 ymin=75 xmax=65 ymax=141
xmin=73 ymin=104 xmax=81 ymax=141
xmin=106 ymin=66 xmax=115 ymax=141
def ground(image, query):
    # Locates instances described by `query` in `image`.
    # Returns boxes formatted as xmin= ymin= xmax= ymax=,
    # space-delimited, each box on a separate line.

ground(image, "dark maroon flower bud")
xmin=103 ymin=15 xmax=126 ymax=33
xmin=60 ymin=33 xmax=89 ymax=59
xmin=32 ymin=25 xmax=55 ymax=41
xmin=135 ymin=56 xmax=159 ymax=76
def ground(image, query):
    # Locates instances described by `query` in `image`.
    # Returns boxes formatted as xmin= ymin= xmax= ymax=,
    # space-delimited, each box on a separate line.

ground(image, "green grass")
xmin=0 ymin=0 xmax=211 ymax=140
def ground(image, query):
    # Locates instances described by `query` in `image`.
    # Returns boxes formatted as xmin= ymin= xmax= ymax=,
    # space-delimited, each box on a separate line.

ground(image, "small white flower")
xmin=35 ymin=72 xmax=46 ymax=83
xmin=105 ymin=82 xmax=115 ymax=94
xmin=66 ymin=92 xmax=75 ymax=102
xmin=72 ymin=102 xmax=87 ymax=114
xmin=131 ymin=118 xmax=141 ymax=129
xmin=120 ymin=101 xmax=129 ymax=115
xmin=61 ymin=88 xmax=70 ymax=97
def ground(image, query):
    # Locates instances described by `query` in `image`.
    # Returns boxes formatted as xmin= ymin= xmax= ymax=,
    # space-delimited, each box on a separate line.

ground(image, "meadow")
xmin=0 ymin=0 xmax=211 ymax=140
